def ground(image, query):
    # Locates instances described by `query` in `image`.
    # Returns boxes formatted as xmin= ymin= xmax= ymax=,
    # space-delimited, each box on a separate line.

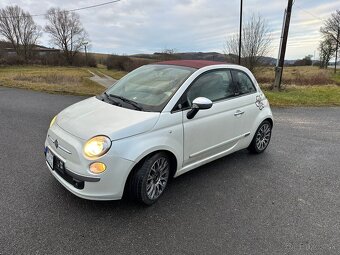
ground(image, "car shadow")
xmin=45 ymin=148 xmax=271 ymax=215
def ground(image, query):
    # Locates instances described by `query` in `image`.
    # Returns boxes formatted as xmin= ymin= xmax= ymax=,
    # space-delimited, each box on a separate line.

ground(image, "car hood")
xmin=56 ymin=97 xmax=160 ymax=141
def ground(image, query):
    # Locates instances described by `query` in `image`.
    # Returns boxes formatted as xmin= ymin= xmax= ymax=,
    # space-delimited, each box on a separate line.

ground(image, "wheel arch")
xmin=248 ymin=114 xmax=274 ymax=145
xmin=123 ymin=149 xmax=178 ymax=197
xmin=265 ymin=117 xmax=273 ymax=128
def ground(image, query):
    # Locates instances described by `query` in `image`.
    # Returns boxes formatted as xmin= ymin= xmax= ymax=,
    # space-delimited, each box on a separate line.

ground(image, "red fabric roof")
xmin=156 ymin=60 xmax=227 ymax=69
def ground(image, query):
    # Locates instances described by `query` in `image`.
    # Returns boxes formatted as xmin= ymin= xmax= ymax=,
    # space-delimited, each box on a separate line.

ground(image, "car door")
xmin=181 ymin=69 xmax=245 ymax=166
xmin=231 ymin=69 xmax=260 ymax=136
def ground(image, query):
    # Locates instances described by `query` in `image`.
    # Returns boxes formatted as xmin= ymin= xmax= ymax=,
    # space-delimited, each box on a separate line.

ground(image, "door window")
xmin=186 ymin=70 xmax=235 ymax=105
xmin=231 ymin=70 xmax=256 ymax=95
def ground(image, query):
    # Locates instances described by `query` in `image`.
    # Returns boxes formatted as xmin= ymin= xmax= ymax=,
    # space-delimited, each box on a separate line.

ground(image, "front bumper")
xmin=45 ymin=124 xmax=135 ymax=201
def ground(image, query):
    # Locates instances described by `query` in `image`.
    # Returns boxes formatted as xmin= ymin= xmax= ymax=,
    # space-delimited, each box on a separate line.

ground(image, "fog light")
xmin=89 ymin=162 xmax=106 ymax=174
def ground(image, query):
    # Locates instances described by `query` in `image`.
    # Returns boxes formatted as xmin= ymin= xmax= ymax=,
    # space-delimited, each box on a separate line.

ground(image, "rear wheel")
xmin=248 ymin=120 xmax=272 ymax=154
xmin=130 ymin=152 xmax=170 ymax=205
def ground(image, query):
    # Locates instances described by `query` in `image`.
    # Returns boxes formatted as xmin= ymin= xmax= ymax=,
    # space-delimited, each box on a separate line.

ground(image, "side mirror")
xmin=187 ymin=97 xmax=213 ymax=119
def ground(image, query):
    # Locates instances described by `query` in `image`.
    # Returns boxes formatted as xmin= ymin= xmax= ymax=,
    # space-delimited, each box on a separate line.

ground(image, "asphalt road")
xmin=1 ymin=87 xmax=340 ymax=255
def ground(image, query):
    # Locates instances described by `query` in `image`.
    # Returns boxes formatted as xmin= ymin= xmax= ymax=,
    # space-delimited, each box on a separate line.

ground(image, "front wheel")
xmin=248 ymin=120 xmax=272 ymax=154
xmin=129 ymin=152 xmax=170 ymax=205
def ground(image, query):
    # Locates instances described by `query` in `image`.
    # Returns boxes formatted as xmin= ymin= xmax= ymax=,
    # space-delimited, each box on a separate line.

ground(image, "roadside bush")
xmin=71 ymin=54 xmax=97 ymax=67
xmin=27 ymin=53 xmax=67 ymax=66
xmin=106 ymin=54 xmax=150 ymax=72
xmin=0 ymin=58 xmax=7 ymax=65
xmin=0 ymin=52 xmax=97 ymax=67
xmin=122 ymin=58 xmax=150 ymax=72
xmin=87 ymin=55 xmax=97 ymax=67
xmin=106 ymin=54 xmax=131 ymax=70
xmin=1 ymin=55 xmax=26 ymax=65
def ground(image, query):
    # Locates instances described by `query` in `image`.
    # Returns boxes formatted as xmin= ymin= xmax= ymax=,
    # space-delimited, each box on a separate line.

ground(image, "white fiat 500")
xmin=45 ymin=60 xmax=273 ymax=205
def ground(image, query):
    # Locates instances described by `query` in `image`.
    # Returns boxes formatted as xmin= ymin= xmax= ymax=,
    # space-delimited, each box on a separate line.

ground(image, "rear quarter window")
xmin=231 ymin=70 xmax=257 ymax=95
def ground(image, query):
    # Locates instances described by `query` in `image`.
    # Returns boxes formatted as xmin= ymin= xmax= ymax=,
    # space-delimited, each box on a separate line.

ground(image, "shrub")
xmin=105 ymin=55 xmax=149 ymax=72
xmin=106 ymin=55 xmax=131 ymax=70
xmin=87 ymin=55 xmax=97 ymax=67
xmin=1 ymin=55 xmax=26 ymax=65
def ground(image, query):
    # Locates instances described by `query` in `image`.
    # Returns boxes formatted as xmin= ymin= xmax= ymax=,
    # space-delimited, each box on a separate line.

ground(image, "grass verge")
xmin=263 ymin=85 xmax=340 ymax=107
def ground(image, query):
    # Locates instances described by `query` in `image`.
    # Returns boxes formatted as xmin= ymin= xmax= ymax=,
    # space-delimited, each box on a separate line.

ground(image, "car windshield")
xmin=104 ymin=64 xmax=195 ymax=112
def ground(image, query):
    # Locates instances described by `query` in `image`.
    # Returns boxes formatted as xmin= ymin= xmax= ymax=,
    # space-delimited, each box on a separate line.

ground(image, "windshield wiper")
xmin=107 ymin=94 xmax=144 ymax=111
xmin=104 ymin=92 xmax=121 ymax=106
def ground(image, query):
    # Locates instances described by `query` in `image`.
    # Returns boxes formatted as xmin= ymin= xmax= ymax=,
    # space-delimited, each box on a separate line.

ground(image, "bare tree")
xmin=45 ymin=8 xmax=88 ymax=65
xmin=320 ymin=10 xmax=340 ymax=71
xmin=0 ymin=6 xmax=41 ymax=61
xmin=319 ymin=36 xmax=335 ymax=68
xmin=321 ymin=10 xmax=340 ymax=45
xmin=156 ymin=48 xmax=179 ymax=61
xmin=224 ymin=14 xmax=271 ymax=71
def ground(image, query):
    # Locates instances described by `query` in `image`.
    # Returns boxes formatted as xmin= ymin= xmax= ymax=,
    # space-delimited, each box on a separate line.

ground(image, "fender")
xmin=250 ymin=103 xmax=273 ymax=141
xmin=109 ymin=112 xmax=184 ymax=173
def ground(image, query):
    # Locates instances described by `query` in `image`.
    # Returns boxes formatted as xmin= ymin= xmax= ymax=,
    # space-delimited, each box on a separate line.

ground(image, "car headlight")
xmin=84 ymin=136 xmax=111 ymax=158
xmin=50 ymin=116 xmax=57 ymax=128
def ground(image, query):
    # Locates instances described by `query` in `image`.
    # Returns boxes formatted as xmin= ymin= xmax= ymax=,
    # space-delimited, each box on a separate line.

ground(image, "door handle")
xmin=234 ymin=110 xmax=245 ymax=116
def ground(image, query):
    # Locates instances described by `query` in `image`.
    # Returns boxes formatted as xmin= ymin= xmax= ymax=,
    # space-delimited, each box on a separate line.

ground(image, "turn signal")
xmin=89 ymin=162 xmax=106 ymax=174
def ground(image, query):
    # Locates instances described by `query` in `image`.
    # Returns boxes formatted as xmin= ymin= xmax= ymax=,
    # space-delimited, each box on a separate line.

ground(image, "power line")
xmin=68 ymin=0 xmax=121 ymax=12
xmin=0 ymin=0 xmax=121 ymax=19
xmin=294 ymin=3 xmax=325 ymax=21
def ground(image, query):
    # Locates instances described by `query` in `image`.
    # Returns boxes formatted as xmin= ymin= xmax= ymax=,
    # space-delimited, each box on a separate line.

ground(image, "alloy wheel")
xmin=255 ymin=123 xmax=271 ymax=151
xmin=146 ymin=157 xmax=169 ymax=200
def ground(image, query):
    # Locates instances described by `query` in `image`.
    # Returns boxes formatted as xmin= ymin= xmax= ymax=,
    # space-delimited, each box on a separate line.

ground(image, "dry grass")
xmin=0 ymin=66 xmax=105 ymax=96
xmin=255 ymin=66 xmax=336 ymax=86
xmin=255 ymin=66 xmax=340 ymax=106
xmin=93 ymin=66 xmax=127 ymax=80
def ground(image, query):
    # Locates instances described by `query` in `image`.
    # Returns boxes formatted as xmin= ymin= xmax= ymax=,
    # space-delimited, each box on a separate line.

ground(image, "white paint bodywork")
xmin=45 ymin=64 xmax=273 ymax=200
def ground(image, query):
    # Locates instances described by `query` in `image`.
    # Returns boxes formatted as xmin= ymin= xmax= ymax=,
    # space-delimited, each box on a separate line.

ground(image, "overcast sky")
xmin=1 ymin=0 xmax=339 ymax=59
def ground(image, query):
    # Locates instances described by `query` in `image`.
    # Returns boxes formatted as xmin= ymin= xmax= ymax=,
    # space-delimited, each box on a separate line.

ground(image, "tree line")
xmin=0 ymin=5 xmax=89 ymax=66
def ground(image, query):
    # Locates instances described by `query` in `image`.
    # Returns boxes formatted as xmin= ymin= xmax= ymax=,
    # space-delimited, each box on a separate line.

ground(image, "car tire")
xmin=248 ymin=120 xmax=272 ymax=154
xmin=130 ymin=152 xmax=170 ymax=205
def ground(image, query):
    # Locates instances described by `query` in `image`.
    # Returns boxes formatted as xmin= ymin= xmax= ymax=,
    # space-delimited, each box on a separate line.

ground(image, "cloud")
xmin=0 ymin=0 xmax=338 ymax=59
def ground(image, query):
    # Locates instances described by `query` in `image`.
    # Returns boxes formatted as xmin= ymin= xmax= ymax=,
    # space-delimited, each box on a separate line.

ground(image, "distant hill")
xmin=131 ymin=52 xmax=228 ymax=62
xmin=131 ymin=52 xmax=283 ymax=66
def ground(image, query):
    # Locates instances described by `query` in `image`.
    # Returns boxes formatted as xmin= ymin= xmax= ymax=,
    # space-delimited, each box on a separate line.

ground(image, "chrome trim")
xmin=48 ymin=135 xmax=72 ymax=154
xmin=234 ymin=110 xmax=245 ymax=116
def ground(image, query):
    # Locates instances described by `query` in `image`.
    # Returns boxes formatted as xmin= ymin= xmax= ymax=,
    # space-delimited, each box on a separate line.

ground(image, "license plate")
xmin=46 ymin=148 xmax=54 ymax=169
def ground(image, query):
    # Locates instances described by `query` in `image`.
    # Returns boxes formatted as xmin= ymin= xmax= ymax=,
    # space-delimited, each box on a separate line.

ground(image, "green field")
xmin=263 ymin=85 xmax=340 ymax=106
xmin=0 ymin=65 xmax=339 ymax=106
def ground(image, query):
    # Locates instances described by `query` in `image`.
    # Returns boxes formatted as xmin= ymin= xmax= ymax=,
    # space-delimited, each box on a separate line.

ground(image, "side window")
xmin=231 ymin=70 xmax=256 ymax=95
xmin=186 ymin=70 xmax=235 ymax=104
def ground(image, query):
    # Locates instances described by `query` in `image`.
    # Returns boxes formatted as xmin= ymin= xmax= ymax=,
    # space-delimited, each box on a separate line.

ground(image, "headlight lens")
xmin=50 ymin=116 xmax=57 ymax=128
xmin=84 ymin=136 xmax=111 ymax=158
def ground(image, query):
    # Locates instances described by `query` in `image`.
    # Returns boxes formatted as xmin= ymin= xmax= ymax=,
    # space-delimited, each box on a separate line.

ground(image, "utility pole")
xmin=273 ymin=0 xmax=293 ymax=90
xmin=238 ymin=0 xmax=243 ymax=65
xmin=334 ymin=27 xmax=339 ymax=73
xmin=84 ymin=42 xmax=88 ymax=66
